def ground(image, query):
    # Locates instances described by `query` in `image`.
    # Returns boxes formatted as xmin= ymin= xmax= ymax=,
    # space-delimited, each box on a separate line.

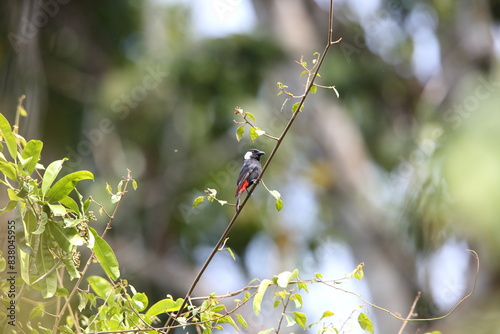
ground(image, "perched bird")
xmin=236 ymin=149 xmax=265 ymax=210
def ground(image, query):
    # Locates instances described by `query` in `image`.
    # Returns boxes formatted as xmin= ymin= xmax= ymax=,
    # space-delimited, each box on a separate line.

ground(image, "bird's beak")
xmin=258 ymin=150 xmax=265 ymax=156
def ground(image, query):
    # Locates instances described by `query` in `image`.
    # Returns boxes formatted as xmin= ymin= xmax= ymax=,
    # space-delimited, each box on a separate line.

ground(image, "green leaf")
xmin=111 ymin=193 xmax=121 ymax=204
xmin=58 ymin=196 xmax=80 ymax=214
xmin=291 ymin=102 xmax=303 ymax=113
xmin=320 ymin=310 xmax=334 ymax=320
xmin=193 ymin=196 xmax=205 ymax=208
xmin=117 ymin=180 xmax=124 ymax=193
xmin=132 ymin=179 xmax=138 ymax=190
xmin=48 ymin=203 xmax=67 ymax=217
xmin=20 ymin=209 xmax=37 ymax=283
xmin=236 ymin=125 xmax=245 ymax=142
xmin=0 ymin=113 xmax=18 ymax=161
xmin=105 ymin=182 xmax=113 ymax=194
xmin=249 ymin=127 xmax=265 ymax=141
xmin=89 ymin=227 xmax=120 ymax=281
xmin=87 ymin=226 xmax=95 ymax=248
xmin=36 ymin=232 xmax=58 ymax=298
xmin=225 ymin=247 xmax=236 ymax=260
xmin=294 ymin=312 xmax=307 ymax=329
xmin=32 ymin=212 xmax=49 ymax=235
xmin=257 ymin=328 xmax=275 ymax=334
xmin=351 ymin=263 xmax=365 ymax=280
xmin=18 ymin=105 xmax=28 ymax=117
xmin=29 ymin=305 xmax=44 ymax=319
xmin=310 ymin=84 xmax=317 ymax=94
xmin=78 ymin=292 xmax=89 ymax=311
xmin=132 ymin=292 xmax=149 ymax=312
xmin=83 ymin=197 xmax=91 ymax=213
xmin=0 ymin=200 xmax=19 ymax=216
xmin=219 ymin=315 xmax=238 ymax=330
xmin=87 ymin=275 xmax=112 ymax=298
xmin=48 ymin=221 xmax=84 ymax=252
xmin=255 ymin=129 xmax=266 ymax=136
xmin=354 ymin=268 xmax=364 ymax=280
xmin=236 ymin=314 xmax=248 ymax=328
xmin=277 ymin=271 xmax=294 ymax=288
xmin=55 ymin=287 xmax=69 ymax=297
xmin=291 ymin=293 xmax=303 ymax=308
xmin=275 ymin=199 xmax=283 ymax=211
xmin=358 ymin=313 xmax=374 ymax=334
xmin=145 ymin=297 xmax=184 ymax=317
xmin=0 ymin=161 xmax=17 ymax=180
xmin=275 ymin=290 xmax=289 ymax=300
xmin=249 ymin=127 xmax=258 ymax=142
xmin=246 ymin=112 xmax=256 ymax=121
xmin=45 ymin=171 xmax=94 ymax=202
xmin=206 ymin=188 xmax=217 ymax=197
xmin=41 ymin=159 xmax=67 ymax=196
xmin=253 ymin=279 xmax=272 ymax=315
xmin=21 ymin=140 xmax=43 ymax=174
xmin=285 ymin=314 xmax=296 ymax=327
xmin=298 ymin=281 xmax=309 ymax=293
xmin=62 ymin=257 xmax=81 ymax=280
xmin=269 ymin=190 xmax=281 ymax=200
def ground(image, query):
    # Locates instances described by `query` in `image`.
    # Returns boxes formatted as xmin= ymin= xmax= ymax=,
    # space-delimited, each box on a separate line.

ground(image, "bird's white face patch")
xmin=244 ymin=151 xmax=253 ymax=160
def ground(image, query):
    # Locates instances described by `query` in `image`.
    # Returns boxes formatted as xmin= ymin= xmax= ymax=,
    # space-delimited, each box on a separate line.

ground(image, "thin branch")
xmin=320 ymin=249 xmax=479 ymax=323
xmin=397 ymin=291 xmax=421 ymax=334
xmin=91 ymin=247 xmax=477 ymax=333
xmin=275 ymin=293 xmax=291 ymax=334
xmin=164 ymin=2 xmax=339 ymax=332
xmin=28 ymin=260 xmax=62 ymax=286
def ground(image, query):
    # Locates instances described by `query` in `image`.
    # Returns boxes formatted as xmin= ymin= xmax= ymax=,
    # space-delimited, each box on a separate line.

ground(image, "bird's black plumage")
xmin=235 ymin=149 xmax=265 ymax=208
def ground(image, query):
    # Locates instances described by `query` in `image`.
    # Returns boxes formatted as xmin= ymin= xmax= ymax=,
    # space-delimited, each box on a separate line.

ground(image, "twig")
xmin=275 ymin=293 xmax=291 ymax=334
xmin=52 ymin=170 xmax=133 ymax=333
xmin=397 ymin=291 xmax=421 ymax=334
xmin=320 ymin=249 xmax=479 ymax=323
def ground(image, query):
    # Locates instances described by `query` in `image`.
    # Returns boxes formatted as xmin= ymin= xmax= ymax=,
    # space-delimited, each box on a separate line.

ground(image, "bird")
xmin=235 ymin=149 xmax=265 ymax=210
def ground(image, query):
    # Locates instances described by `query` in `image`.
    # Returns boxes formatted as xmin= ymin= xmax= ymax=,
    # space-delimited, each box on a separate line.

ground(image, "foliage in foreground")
xmin=0 ymin=90 xmax=457 ymax=334
xmin=0 ymin=97 xmax=383 ymax=334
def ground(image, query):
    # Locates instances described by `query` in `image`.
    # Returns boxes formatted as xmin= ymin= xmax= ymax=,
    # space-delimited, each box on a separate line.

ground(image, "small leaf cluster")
xmin=0 ymin=105 xmax=144 ymax=333
xmin=149 ymin=266 xmax=375 ymax=334
xmin=234 ymin=107 xmax=269 ymax=142
xmin=76 ymin=277 xmax=152 ymax=333
xmin=0 ymin=112 xmax=97 ymax=297
xmin=193 ymin=188 xmax=228 ymax=208
xmin=277 ymin=53 xmax=339 ymax=114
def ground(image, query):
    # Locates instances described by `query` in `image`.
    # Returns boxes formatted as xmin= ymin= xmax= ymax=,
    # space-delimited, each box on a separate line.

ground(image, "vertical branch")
xmin=397 ymin=291 xmax=421 ymax=334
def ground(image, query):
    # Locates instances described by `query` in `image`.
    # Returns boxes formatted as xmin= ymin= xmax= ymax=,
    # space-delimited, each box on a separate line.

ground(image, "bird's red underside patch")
xmin=237 ymin=180 xmax=250 ymax=196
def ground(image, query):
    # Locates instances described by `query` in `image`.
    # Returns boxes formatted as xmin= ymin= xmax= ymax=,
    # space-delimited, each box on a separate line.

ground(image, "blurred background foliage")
xmin=1 ymin=0 xmax=500 ymax=333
